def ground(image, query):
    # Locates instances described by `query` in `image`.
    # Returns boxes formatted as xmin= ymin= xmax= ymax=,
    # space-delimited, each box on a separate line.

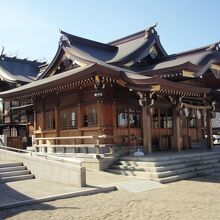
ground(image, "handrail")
xmin=34 ymin=136 xmax=93 ymax=140
xmin=34 ymin=135 xmax=112 ymax=141
xmin=33 ymin=134 xmax=114 ymax=155
xmin=0 ymin=145 xmax=82 ymax=166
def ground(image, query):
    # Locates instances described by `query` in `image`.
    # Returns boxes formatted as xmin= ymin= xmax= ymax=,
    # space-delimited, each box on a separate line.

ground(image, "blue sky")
xmin=1 ymin=0 xmax=220 ymax=62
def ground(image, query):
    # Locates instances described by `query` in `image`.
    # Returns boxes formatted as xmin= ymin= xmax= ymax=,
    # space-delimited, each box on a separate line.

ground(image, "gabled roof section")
xmin=108 ymin=25 xmax=167 ymax=66
xmin=0 ymin=55 xmax=46 ymax=83
xmin=61 ymin=25 xmax=167 ymax=66
xmin=138 ymin=42 xmax=220 ymax=77
xmin=37 ymin=43 xmax=65 ymax=79
xmin=38 ymin=25 xmax=167 ymax=79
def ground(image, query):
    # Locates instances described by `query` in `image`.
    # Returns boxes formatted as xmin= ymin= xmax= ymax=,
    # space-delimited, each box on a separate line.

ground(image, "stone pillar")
xmin=142 ymin=105 xmax=152 ymax=154
xmin=206 ymin=109 xmax=213 ymax=149
xmin=172 ymin=107 xmax=181 ymax=152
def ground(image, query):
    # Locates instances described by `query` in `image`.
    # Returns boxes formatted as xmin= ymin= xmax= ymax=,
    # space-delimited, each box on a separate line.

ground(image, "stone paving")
xmin=0 ymin=168 xmax=165 ymax=209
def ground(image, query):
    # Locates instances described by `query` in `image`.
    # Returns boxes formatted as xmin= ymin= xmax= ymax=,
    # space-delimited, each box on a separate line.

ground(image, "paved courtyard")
xmin=1 ymin=173 xmax=220 ymax=219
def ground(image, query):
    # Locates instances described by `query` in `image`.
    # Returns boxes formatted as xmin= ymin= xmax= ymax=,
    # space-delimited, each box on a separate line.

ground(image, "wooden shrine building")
xmin=0 ymin=25 xmax=220 ymax=153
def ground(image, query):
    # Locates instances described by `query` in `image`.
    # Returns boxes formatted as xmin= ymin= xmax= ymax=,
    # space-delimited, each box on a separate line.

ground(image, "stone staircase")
xmin=191 ymin=140 xmax=207 ymax=149
xmin=107 ymin=151 xmax=220 ymax=183
xmin=0 ymin=162 xmax=34 ymax=183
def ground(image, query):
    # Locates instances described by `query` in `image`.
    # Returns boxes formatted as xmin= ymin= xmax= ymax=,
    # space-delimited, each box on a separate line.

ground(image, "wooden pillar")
xmin=172 ymin=107 xmax=181 ymax=152
xmin=202 ymin=109 xmax=206 ymax=139
xmin=96 ymin=101 xmax=103 ymax=128
xmin=33 ymin=102 xmax=37 ymax=131
xmin=142 ymin=105 xmax=152 ymax=154
xmin=54 ymin=106 xmax=60 ymax=137
xmin=77 ymin=104 xmax=82 ymax=146
xmin=39 ymin=103 xmax=44 ymax=145
xmin=206 ymin=109 xmax=213 ymax=149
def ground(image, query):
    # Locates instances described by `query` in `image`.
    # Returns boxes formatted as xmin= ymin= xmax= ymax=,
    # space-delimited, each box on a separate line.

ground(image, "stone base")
xmin=80 ymin=157 xmax=116 ymax=171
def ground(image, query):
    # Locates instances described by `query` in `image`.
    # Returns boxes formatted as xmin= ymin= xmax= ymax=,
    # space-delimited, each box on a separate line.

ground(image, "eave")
xmin=0 ymin=64 xmax=121 ymax=100
xmin=123 ymin=75 xmax=210 ymax=97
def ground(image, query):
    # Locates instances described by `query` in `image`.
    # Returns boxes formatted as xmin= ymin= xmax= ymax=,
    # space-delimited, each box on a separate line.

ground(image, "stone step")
xmin=108 ymin=162 xmax=220 ymax=179
xmin=0 ymin=170 xmax=30 ymax=178
xmin=0 ymin=166 xmax=27 ymax=173
xmin=156 ymin=168 xmax=217 ymax=184
xmin=119 ymin=154 xmax=220 ymax=168
xmin=111 ymin=165 xmax=149 ymax=172
xmin=0 ymin=174 xmax=35 ymax=183
xmin=120 ymin=151 xmax=220 ymax=163
xmin=119 ymin=159 xmax=185 ymax=167
xmin=0 ymin=162 xmax=23 ymax=168
xmin=112 ymin=160 xmax=220 ymax=173
xmin=107 ymin=169 xmax=151 ymax=178
xmin=155 ymin=163 xmax=220 ymax=178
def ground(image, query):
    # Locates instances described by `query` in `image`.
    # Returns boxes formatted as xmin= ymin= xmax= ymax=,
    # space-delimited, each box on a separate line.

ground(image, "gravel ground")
xmin=1 ymin=174 xmax=220 ymax=220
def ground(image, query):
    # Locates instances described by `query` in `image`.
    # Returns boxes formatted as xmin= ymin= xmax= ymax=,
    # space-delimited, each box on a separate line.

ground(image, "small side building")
xmin=0 ymin=54 xmax=47 ymax=148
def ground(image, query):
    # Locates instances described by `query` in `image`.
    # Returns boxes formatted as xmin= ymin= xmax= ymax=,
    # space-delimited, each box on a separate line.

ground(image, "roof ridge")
xmin=168 ymin=41 xmax=220 ymax=58
xmin=108 ymin=24 xmax=158 ymax=46
xmin=60 ymin=30 xmax=117 ymax=51
xmin=0 ymin=54 xmax=46 ymax=65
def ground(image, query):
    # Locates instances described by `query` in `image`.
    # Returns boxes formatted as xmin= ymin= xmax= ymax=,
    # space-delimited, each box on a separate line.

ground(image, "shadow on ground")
xmin=187 ymin=172 xmax=220 ymax=184
xmin=0 ymin=182 xmax=81 ymax=219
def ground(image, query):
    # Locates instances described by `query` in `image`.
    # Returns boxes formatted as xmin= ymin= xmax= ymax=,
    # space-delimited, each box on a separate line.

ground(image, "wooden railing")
xmin=33 ymin=135 xmax=114 ymax=155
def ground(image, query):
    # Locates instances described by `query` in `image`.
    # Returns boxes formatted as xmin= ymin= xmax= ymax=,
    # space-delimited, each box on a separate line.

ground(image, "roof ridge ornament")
xmin=206 ymin=42 xmax=220 ymax=51
xmin=0 ymin=46 xmax=4 ymax=59
xmin=60 ymin=29 xmax=71 ymax=44
xmin=145 ymin=22 xmax=158 ymax=37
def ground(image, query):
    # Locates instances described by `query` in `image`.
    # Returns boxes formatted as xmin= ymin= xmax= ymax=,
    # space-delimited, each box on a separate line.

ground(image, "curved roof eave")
xmin=108 ymin=38 xmax=155 ymax=66
xmin=195 ymin=57 xmax=220 ymax=77
xmin=37 ymin=42 xmax=64 ymax=79
xmin=0 ymin=65 xmax=95 ymax=99
xmin=0 ymin=66 xmax=33 ymax=83
xmin=122 ymin=74 xmax=210 ymax=94
xmin=107 ymin=35 xmax=167 ymax=66
xmin=0 ymin=63 xmax=123 ymax=99
xmin=63 ymin=44 xmax=98 ymax=65
xmin=138 ymin=62 xmax=200 ymax=76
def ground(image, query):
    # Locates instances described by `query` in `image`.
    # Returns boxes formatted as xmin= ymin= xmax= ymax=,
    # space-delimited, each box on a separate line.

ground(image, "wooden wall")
xmin=33 ymin=85 xmax=143 ymax=146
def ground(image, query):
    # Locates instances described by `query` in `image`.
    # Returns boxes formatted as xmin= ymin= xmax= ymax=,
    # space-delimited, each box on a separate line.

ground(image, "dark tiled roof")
xmin=0 ymin=65 xmax=93 ymax=98
xmin=0 ymin=55 xmax=46 ymax=83
xmin=60 ymin=26 xmax=167 ymax=67
xmin=0 ymin=63 xmax=209 ymax=100
xmin=136 ymin=46 xmax=220 ymax=77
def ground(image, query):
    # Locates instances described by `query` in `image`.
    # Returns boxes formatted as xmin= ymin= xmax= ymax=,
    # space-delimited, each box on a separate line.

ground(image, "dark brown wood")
xmin=142 ymin=105 xmax=152 ymax=153
xmin=206 ymin=109 xmax=213 ymax=149
xmin=172 ymin=107 xmax=181 ymax=151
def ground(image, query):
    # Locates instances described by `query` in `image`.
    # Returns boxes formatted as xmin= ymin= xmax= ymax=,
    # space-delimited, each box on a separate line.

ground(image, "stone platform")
xmin=108 ymin=147 xmax=220 ymax=183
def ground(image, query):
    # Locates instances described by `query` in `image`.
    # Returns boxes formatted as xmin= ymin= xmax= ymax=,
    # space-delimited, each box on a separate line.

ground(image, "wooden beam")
xmin=210 ymin=64 xmax=220 ymax=71
xmin=182 ymin=70 xmax=195 ymax=78
xmin=142 ymin=105 xmax=152 ymax=154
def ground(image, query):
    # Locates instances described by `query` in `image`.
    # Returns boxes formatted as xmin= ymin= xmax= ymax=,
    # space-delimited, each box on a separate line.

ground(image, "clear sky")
xmin=1 ymin=0 xmax=220 ymax=62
